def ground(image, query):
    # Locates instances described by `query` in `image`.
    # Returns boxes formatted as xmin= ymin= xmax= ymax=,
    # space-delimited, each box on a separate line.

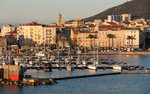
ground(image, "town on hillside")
xmin=0 ymin=13 xmax=150 ymax=54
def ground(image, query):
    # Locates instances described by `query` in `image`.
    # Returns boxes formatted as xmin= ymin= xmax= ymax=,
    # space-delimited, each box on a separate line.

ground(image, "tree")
xmin=5 ymin=34 xmax=17 ymax=45
xmin=131 ymin=36 xmax=135 ymax=48
xmin=127 ymin=36 xmax=133 ymax=47
xmin=107 ymin=34 xmax=115 ymax=48
xmin=87 ymin=34 xmax=97 ymax=49
xmin=60 ymin=36 xmax=68 ymax=49
xmin=141 ymin=32 xmax=147 ymax=49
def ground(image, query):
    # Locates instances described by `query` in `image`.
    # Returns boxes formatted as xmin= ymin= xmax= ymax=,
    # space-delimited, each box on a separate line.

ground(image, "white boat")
xmin=112 ymin=65 xmax=122 ymax=70
xmin=35 ymin=51 xmax=45 ymax=57
xmin=88 ymin=65 xmax=97 ymax=70
xmin=14 ymin=58 xmax=21 ymax=65
xmin=29 ymin=61 xmax=34 ymax=66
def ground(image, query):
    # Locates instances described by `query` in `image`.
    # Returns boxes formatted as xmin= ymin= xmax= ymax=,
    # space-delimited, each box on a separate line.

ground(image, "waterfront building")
xmin=43 ymin=25 xmax=57 ymax=46
xmin=57 ymin=13 xmax=62 ymax=27
xmin=97 ymin=25 xmax=139 ymax=49
xmin=1 ymin=24 xmax=16 ymax=36
xmin=75 ymin=24 xmax=140 ymax=50
xmin=17 ymin=21 xmax=56 ymax=46
xmin=77 ymin=31 xmax=98 ymax=48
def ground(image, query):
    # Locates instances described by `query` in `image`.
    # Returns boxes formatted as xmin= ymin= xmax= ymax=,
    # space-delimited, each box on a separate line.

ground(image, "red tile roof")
xmin=99 ymin=25 xmax=125 ymax=29
xmin=6 ymin=31 xmax=17 ymax=34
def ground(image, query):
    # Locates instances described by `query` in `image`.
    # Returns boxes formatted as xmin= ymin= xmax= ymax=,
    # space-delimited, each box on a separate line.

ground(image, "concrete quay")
xmin=99 ymin=52 xmax=150 ymax=55
xmin=76 ymin=51 xmax=150 ymax=55
xmin=52 ymin=72 xmax=120 ymax=80
xmin=121 ymin=72 xmax=150 ymax=74
xmin=0 ymin=71 xmax=150 ymax=86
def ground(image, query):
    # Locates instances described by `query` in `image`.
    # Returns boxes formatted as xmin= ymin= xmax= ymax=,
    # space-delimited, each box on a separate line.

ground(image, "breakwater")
xmin=0 ymin=78 xmax=57 ymax=86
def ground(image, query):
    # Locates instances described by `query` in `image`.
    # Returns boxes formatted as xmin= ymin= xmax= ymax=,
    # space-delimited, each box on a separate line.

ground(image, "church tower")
xmin=57 ymin=13 xmax=62 ymax=27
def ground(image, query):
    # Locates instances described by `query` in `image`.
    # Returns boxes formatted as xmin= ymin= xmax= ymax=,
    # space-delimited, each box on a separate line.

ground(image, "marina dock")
xmin=32 ymin=71 xmax=150 ymax=81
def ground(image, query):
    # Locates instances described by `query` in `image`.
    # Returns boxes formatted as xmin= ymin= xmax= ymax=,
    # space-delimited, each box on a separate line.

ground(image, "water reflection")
xmin=0 ymin=85 xmax=20 ymax=94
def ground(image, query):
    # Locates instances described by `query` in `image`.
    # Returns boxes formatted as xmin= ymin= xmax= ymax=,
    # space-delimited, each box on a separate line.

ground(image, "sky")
xmin=0 ymin=0 xmax=130 ymax=25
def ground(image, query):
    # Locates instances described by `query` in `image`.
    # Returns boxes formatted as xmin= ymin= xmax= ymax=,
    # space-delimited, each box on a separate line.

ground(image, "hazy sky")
xmin=0 ymin=0 xmax=129 ymax=24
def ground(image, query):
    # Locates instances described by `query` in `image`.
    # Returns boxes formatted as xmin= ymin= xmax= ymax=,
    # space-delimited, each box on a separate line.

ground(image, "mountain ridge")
xmin=83 ymin=0 xmax=150 ymax=22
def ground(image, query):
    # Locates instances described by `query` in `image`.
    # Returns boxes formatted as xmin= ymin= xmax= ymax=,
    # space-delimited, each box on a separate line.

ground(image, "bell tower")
xmin=57 ymin=13 xmax=62 ymax=27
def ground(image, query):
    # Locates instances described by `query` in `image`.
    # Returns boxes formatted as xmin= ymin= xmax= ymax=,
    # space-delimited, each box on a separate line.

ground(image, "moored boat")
xmin=112 ymin=65 xmax=122 ymax=70
xmin=88 ymin=65 xmax=97 ymax=70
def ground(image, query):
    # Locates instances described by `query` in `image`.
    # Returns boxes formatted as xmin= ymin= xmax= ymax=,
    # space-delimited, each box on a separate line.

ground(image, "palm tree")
xmin=127 ymin=36 xmax=132 ymax=47
xmin=131 ymin=36 xmax=135 ymax=48
xmin=107 ymin=34 xmax=115 ymax=48
xmin=87 ymin=34 xmax=97 ymax=49
xmin=141 ymin=32 xmax=147 ymax=49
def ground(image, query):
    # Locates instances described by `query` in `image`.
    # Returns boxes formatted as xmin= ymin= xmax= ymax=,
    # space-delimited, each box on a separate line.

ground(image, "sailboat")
xmin=66 ymin=46 xmax=74 ymax=72
xmin=88 ymin=36 xmax=98 ymax=70
xmin=112 ymin=38 xmax=122 ymax=71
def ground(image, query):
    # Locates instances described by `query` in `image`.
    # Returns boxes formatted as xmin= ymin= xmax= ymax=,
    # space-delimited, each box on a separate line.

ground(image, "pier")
xmin=53 ymin=72 xmax=121 ymax=80
xmin=121 ymin=72 xmax=150 ymax=74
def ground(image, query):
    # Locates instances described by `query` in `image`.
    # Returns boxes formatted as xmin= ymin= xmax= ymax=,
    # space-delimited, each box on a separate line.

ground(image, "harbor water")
xmin=0 ymin=55 xmax=150 ymax=94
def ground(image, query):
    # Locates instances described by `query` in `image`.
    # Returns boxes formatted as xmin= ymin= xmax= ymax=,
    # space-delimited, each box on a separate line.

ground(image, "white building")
xmin=1 ymin=24 xmax=16 ymax=36
xmin=108 ymin=15 xmax=122 ymax=22
xmin=17 ymin=22 xmax=56 ymax=45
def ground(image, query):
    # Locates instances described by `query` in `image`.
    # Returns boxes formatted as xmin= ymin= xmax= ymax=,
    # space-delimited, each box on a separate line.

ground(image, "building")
xmin=17 ymin=22 xmax=56 ymax=46
xmin=0 ymin=37 xmax=7 ymax=50
xmin=1 ymin=24 xmax=16 ymax=36
xmin=107 ymin=15 xmax=122 ymax=22
xmin=77 ymin=31 xmax=98 ymax=48
xmin=43 ymin=25 xmax=57 ymax=46
xmin=70 ymin=28 xmax=79 ymax=46
xmin=97 ymin=25 xmax=139 ymax=49
xmin=64 ymin=19 xmax=85 ymax=27
xmin=121 ymin=14 xmax=131 ymax=22
xmin=107 ymin=14 xmax=131 ymax=23
xmin=57 ymin=13 xmax=62 ymax=27
xmin=75 ymin=24 xmax=140 ymax=50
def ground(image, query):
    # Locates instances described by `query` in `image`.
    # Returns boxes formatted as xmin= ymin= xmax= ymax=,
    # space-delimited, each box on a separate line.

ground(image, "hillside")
xmin=83 ymin=0 xmax=150 ymax=22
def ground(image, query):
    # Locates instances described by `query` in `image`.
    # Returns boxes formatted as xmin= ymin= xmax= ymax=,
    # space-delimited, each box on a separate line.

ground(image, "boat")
xmin=112 ymin=65 xmax=122 ymax=70
xmin=35 ymin=51 xmax=45 ymax=57
xmin=88 ymin=65 xmax=97 ymax=70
